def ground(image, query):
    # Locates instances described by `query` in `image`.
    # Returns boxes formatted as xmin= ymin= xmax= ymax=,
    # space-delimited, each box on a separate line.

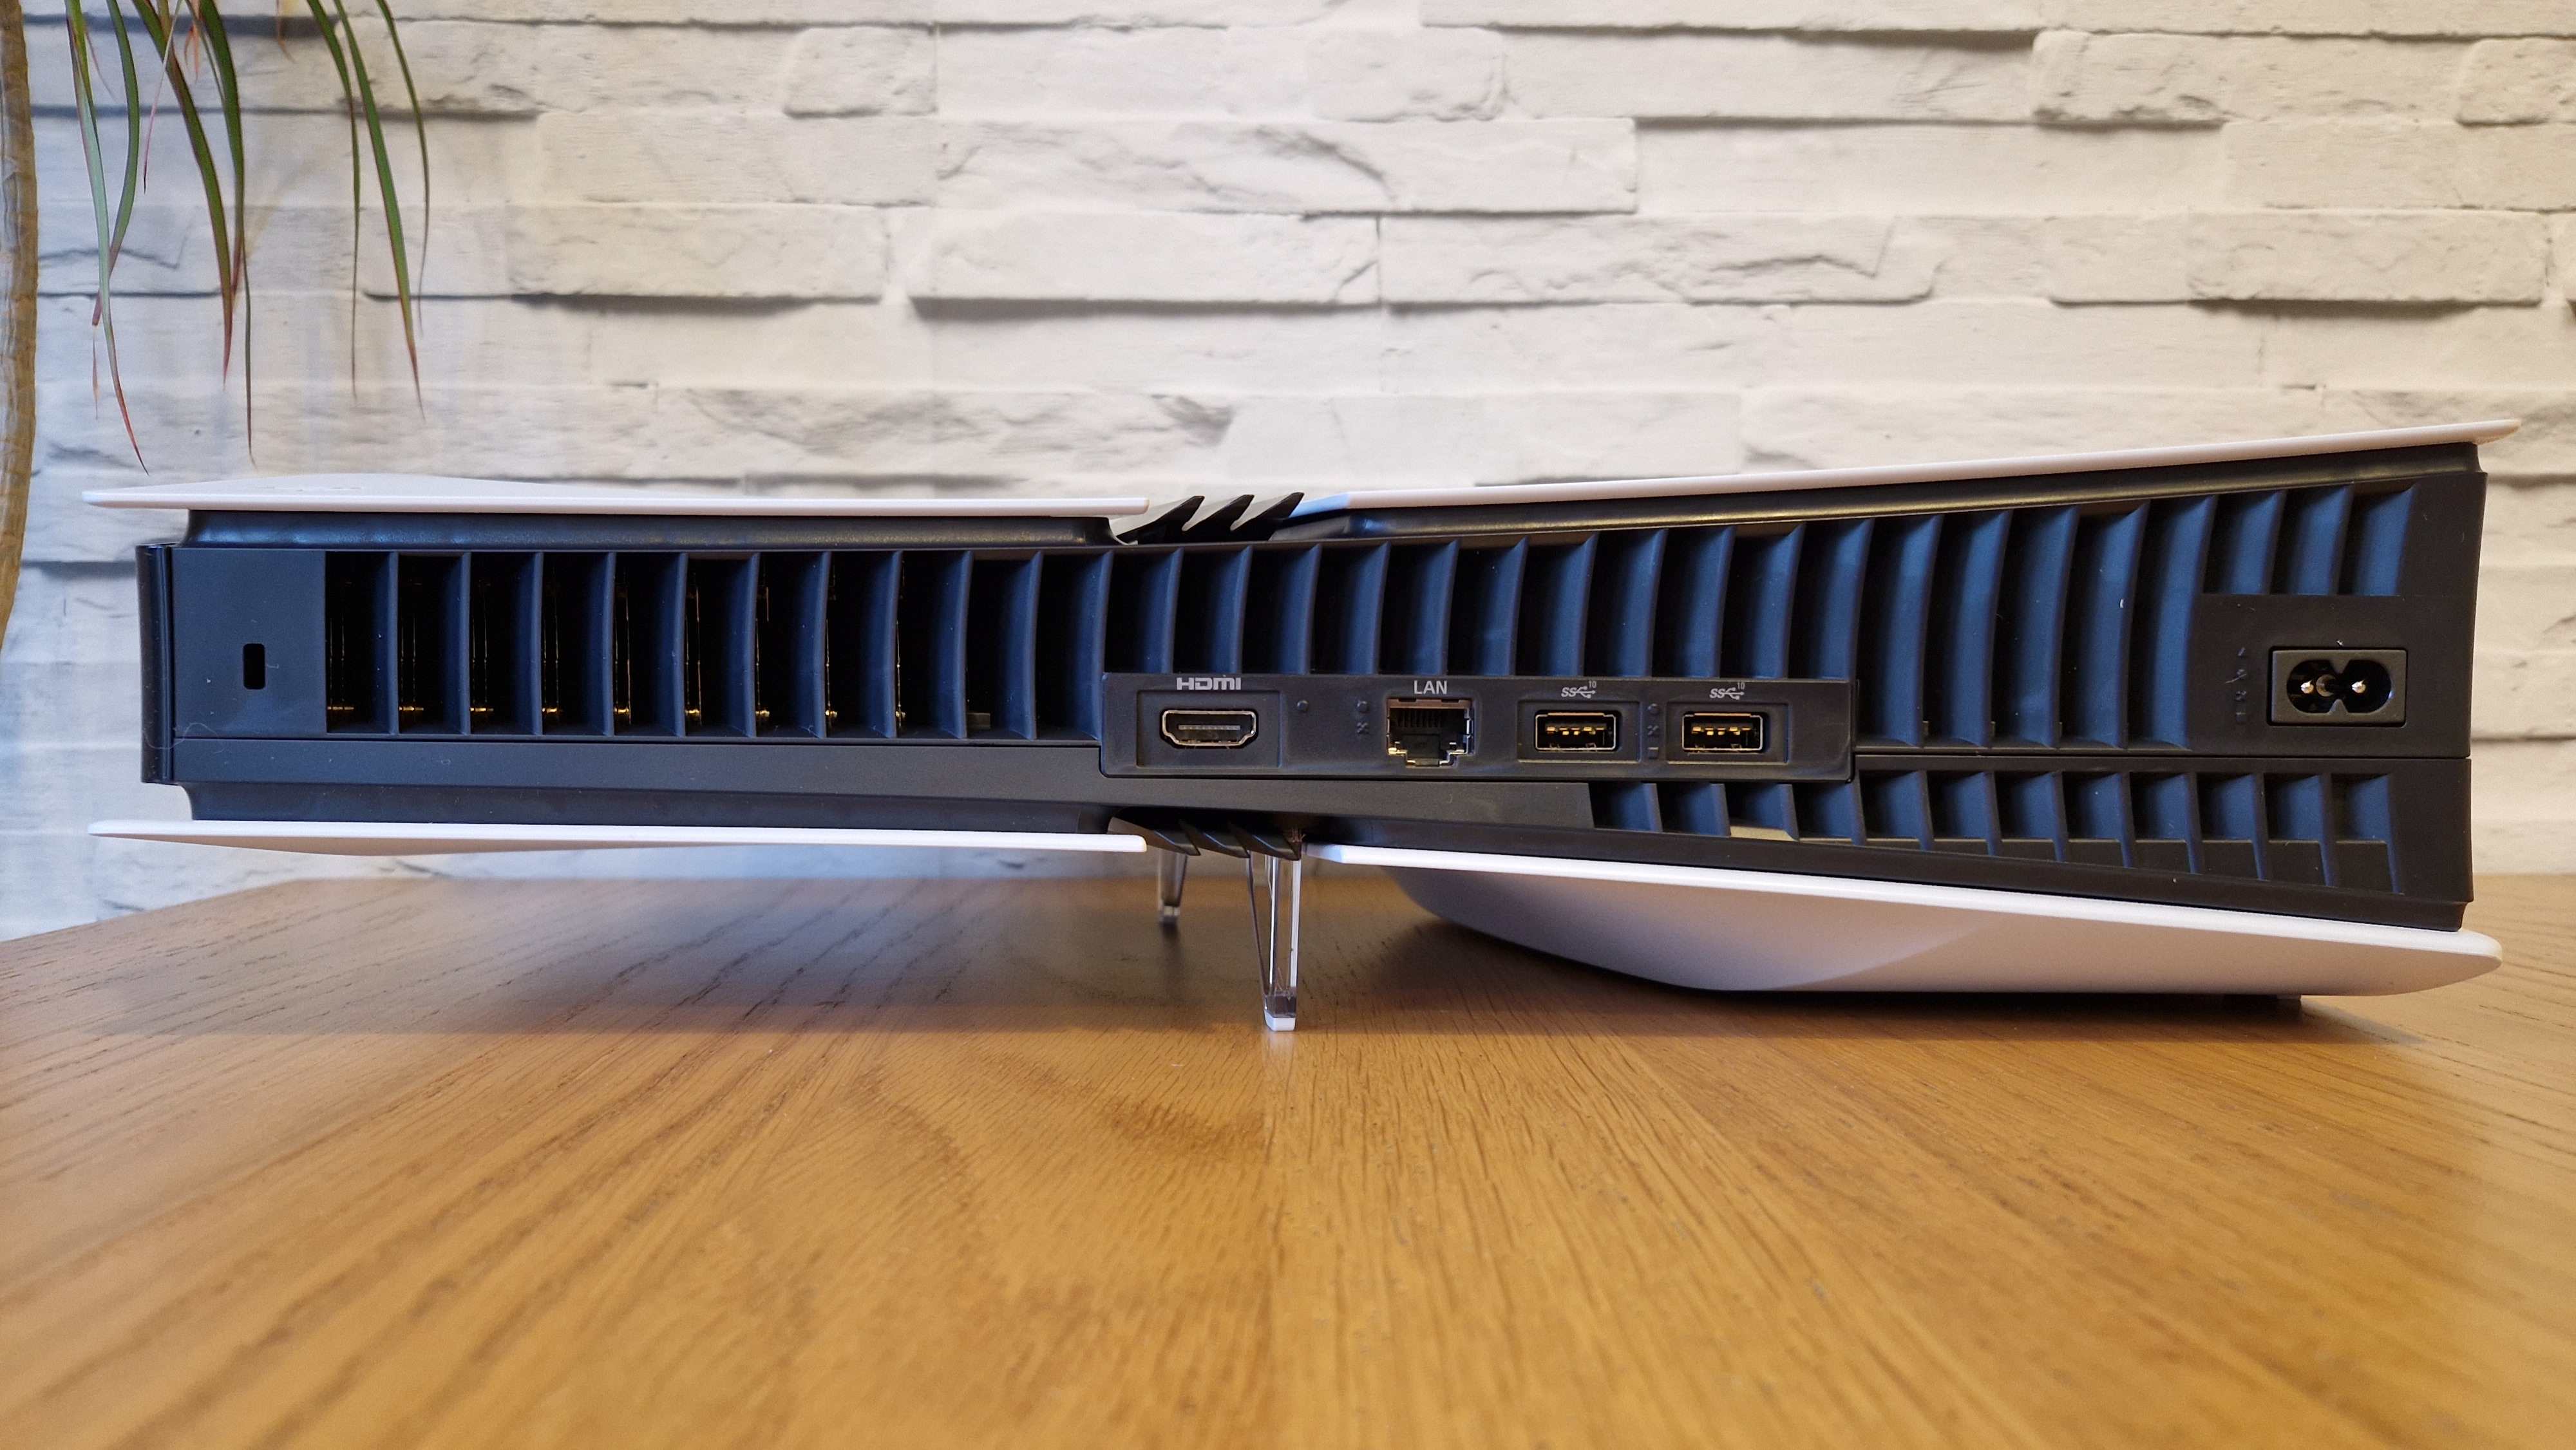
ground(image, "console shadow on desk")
xmin=2 ymin=873 xmax=2570 ymax=1449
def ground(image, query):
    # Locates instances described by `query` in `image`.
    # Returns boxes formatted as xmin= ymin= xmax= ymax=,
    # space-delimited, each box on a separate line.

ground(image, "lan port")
xmin=1387 ymin=698 xmax=1472 ymax=767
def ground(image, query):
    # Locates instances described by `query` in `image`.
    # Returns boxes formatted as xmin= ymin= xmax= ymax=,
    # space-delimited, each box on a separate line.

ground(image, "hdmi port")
xmin=1161 ymin=708 xmax=1260 ymax=749
xmin=1533 ymin=710 xmax=1620 ymax=752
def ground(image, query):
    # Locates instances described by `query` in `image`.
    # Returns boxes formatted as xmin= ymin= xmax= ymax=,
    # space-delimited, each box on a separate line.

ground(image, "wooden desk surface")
xmin=1 ymin=872 xmax=2569 ymax=1449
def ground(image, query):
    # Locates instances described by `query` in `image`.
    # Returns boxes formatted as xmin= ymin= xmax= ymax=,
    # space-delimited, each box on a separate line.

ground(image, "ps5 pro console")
xmin=92 ymin=421 xmax=2510 ymax=1026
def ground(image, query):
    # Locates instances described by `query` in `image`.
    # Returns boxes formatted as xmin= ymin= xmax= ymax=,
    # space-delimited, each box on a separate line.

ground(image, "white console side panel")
xmin=90 ymin=820 xmax=1150 ymax=857
xmin=1313 ymin=844 xmax=2497 ymax=996
xmin=1291 ymin=419 xmax=2517 ymax=516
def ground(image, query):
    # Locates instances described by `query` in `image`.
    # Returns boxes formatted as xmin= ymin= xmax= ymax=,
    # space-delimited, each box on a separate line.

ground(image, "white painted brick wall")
xmin=5 ymin=1 xmax=2575 ymax=939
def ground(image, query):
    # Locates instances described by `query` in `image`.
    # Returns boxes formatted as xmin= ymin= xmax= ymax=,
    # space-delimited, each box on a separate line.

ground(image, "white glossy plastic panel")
xmin=90 ymin=819 xmax=1149 ymax=856
xmin=80 ymin=423 xmax=2515 ymax=527
xmin=82 ymin=473 xmax=1153 ymax=518
xmin=1290 ymin=419 xmax=2519 ymax=517
xmin=1312 ymin=844 xmax=2498 ymax=996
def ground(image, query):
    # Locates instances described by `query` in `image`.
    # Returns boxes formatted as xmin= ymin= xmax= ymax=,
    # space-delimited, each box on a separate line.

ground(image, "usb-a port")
xmin=1680 ymin=711 xmax=1765 ymax=753
xmin=1532 ymin=711 xmax=1620 ymax=753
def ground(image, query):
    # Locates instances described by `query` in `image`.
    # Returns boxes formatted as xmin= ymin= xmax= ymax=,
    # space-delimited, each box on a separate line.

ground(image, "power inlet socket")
xmin=2269 ymin=648 xmax=2406 ymax=726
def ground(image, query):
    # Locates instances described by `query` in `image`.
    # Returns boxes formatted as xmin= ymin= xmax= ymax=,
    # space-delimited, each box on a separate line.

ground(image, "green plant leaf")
xmin=301 ymin=3 xmax=421 ymax=399
xmin=67 ymin=3 xmax=431 ymax=465
xmin=185 ymin=1 xmax=254 ymax=442
xmin=126 ymin=3 xmax=240 ymax=372
xmin=299 ymin=1 xmax=366 ymax=384
xmin=62 ymin=0 xmax=142 ymax=463
xmin=99 ymin=0 xmax=145 ymax=279
xmin=370 ymin=0 xmax=430 ymax=303
xmin=328 ymin=0 xmax=421 ymax=397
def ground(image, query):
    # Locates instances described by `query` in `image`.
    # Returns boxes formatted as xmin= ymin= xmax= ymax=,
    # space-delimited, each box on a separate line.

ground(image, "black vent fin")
xmin=1520 ymin=536 xmax=1596 ymax=677
xmin=1179 ymin=496 xmax=1253 ymax=540
xmin=1036 ymin=552 xmax=1110 ymax=736
xmin=1862 ymin=771 xmax=1934 ymax=847
xmin=2207 ymin=490 xmax=2283 ymax=594
xmin=1858 ymin=517 xmax=1939 ymax=745
xmin=614 ymin=553 xmax=685 ymax=736
xmin=2277 ymin=485 xmax=2352 ymax=596
xmin=826 ymin=552 xmax=900 ymax=738
xmin=1930 ymin=771 xmax=2001 ymax=852
xmin=2197 ymin=773 xmax=2265 ymax=878
xmin=754 ymin=553 xmax=828 ymax=738
xmin=540 ymin=554 xmax=613 ymax=735
xmin=1995 ymin=507 xmax=2076 ymax=748
xmin=898 ymin=551 xmax=972 ymax=738
xmin=1314 ymin=543 xmax=1388 ymax=674
xmin=1590 ymin=780 xmax=1659 ymax=831
xmin=1587 ymin=530 xmax=1663 ymax=678
xmin=2062 ymin=507 xmax=2145 ymax=748
xmin=2266 ymin=773 xmax=2331 ymax=885
xmin=1383 ymin=541 xmax=1459 ymax=677
xmin=1926 ymin=513 xmax=2005 ymax=747
xmin=1791 ymin=519 xmax=1872 ymax=681
xmin=325 ymin=552 xmax=395 ymax=733
xmin=2336 ymin=775 xmax=2397 ymax=890
xmin=1731 ymin=781 xmax=1797 ymax=838
xmin=1233 ymin=493 xmax=1306 ymax=540
xmin=1998 ymin=772 xmax=2069 ymax=858
xmin=467 ymin=553 xmax=540 ymax=735
xmin=686 ymin=556 xmax=757 ymax=737
xmin=2130 ymin=497 xmax=2211 ymax=748
xmin=1108 ymin=550 xmax=1182 ymax=675
xmin=395 ymin=555 xmax=468 ymax=735
xmin=2065 ymin=771 xmax=2134 ymax=865
xmin=1116 ymin=496 xmax=1202 ymax=545
xmin=1660 ymin=781 xmax=1726 ymax=835
xmin=2346 ymin=487 xmax=2410 ymax=596
xmin=1176 ymin=547 xmax=1251 ymax=674
xmin=1721 ymin=525 xmax=1801 ymax=679
xmin=1795 ymin=781 xmax=1862 ymax=843
xmin=2132 ymin=772 xmax=2200 ymax=872
xmin=970 ymin=556 xmax=1043 ymax=738
xmin=1245 ymin=545 xmax=1320 ymax=674
xmin=1450 ymin=540 xmax=1527 ymax=676
xmin=1653 ymin=527 xmax=1732 ymax=679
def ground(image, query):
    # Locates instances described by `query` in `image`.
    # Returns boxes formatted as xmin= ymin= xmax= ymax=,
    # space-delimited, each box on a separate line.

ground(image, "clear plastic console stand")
xmin=1156 ymin=851 xmax=1188 ymax=927
xmin=1144 ymin=836 xmax=1302 ymax=1031
xmin=1245 ymin=851 xmax=1302 ymax=1032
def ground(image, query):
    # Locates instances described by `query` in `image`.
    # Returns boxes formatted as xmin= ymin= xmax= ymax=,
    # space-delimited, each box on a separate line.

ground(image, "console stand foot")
xmin=1245 ymin=843 xmax=1302 ymax=1031
xmin=1156 ymin=851 xmax=1188 ymax=927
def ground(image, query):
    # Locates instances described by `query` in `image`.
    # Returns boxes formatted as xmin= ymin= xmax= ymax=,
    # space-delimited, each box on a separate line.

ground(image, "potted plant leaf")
xmin=0 ymin=0 xmax=426 ymax=654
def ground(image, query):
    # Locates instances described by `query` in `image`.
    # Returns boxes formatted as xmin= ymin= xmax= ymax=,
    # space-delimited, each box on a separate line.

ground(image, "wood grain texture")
xmin=1 ymin=871 xmax=2570 ymax=1449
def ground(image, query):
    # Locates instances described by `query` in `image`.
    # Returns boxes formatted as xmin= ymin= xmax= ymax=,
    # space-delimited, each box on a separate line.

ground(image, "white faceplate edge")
xmin=89 ymin=818 xmax=1150 ymax=857
xmin=82 ymin=473 xmax=1154 ymax=518
xmin=1308 ymin=842 xmax=2498 ymax=962
xmin=1289 ymin=419 xmax=2521 ymax=517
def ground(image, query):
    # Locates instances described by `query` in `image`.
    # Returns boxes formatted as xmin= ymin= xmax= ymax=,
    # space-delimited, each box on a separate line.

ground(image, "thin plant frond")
xmin=126 ymin=3 xmax=240 ymax=359
xmin=299 ymin=1 xmax=365 ymax=386
xmin=64 ymin=0 xmax=432 ymax=466
xmin=185 ymin=3 xmax=255 ymax=441
xmin=370 ymin=0 xmax=430 ymax=303
xmin=62 ymin=0 xmax=143 ymax=463
xmin=99 ymin=0 xmax=146 ymax=283
xmin=327 ymin=0 xmax=422 ymax=400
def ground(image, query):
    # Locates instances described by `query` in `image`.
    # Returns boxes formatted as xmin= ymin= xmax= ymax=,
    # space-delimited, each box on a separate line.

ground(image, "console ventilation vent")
xmin=314 ymin=482 xmax=2412 ymax=749
xmin=1588 ymin=768 xmax=2400 ymax=892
